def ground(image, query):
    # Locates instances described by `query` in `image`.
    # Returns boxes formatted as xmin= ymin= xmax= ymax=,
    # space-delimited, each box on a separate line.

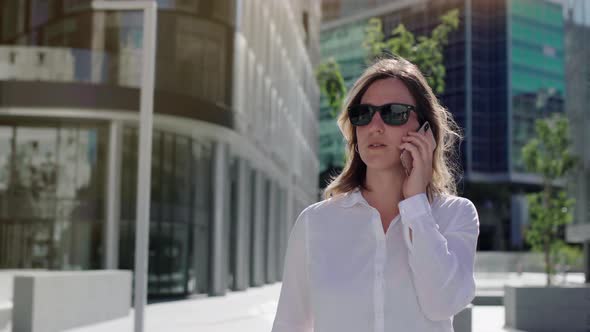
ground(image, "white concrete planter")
xmin=504 ymin=284 xmax=590 ymax=332
xmin=12 ymin=270 xmax=132 ymax=332
xmin=0 ymin=270 xmax=45 ymax=302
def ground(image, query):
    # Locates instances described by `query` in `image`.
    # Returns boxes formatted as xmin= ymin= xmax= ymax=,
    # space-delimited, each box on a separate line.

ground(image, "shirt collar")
xmin=338 ymin=187 xmax=371 ymax=208
xmin=338 ymin=187 xmax=440 ymax=208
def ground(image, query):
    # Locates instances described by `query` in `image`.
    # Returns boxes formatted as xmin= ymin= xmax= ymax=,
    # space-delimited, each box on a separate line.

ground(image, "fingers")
xmin=408 ymin=131 xmax=435 ymax=152
xmin=403 ymin=134 xmax=428 ymax=161
xmin=399 ymin=141 xmax=422 ymax=167
xmin=402 ymin=132 xmax=430 ymax=161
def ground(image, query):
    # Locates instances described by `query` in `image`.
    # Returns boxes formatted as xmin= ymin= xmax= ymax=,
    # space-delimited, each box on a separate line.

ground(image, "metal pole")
xmin=134 ymin=4 xmax=157 ymax=332
xmin=91 ymin=2 xmax=157 ymax=332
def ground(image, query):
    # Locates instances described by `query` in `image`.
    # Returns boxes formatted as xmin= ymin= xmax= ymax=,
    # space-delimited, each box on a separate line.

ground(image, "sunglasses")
xmin=347 ymin=103 xmax=420 ymax=126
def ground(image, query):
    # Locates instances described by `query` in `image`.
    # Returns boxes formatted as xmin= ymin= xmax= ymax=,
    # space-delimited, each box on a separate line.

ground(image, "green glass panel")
xmin=510 ymin=0 xmax=563 ymax=28
xmin=511 ymin=70 xmax=564 ymax=94
xmin=511 ymin=47 xmax=563 ymax=76
xmin=511 ymin=20 xmax=563 ymax=47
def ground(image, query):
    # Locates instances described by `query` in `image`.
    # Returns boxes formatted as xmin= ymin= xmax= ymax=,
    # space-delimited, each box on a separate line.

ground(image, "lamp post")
xmin=90 ymin=2 xmax=157 ymax=332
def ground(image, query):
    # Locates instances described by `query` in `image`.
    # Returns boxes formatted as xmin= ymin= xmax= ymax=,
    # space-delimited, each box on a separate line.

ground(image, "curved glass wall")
xmin=0 ymin=121 xmax=107 ymax=269
xmin=0 ymin=2 xmax=234 ymax=110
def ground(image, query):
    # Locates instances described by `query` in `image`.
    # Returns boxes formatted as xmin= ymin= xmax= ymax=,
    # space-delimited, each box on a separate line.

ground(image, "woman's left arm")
xmin=398 ymin=193 xmax=480 ymax=321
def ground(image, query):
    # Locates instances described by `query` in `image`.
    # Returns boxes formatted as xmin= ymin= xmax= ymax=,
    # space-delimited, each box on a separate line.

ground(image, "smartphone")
xmin=400 ymin=121 xmax=437 ymax=175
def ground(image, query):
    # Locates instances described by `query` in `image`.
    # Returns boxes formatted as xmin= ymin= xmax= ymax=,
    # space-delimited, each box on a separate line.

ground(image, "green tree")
xmin=555 ymin=244 xmax=583 ymax=283
xmin=521 ymin=113 xmax=579 ymax=286
xmin=316 ymin=58 xmax=347 ymax=118
xmin=364 ymin=9 xmax=459 ymax=94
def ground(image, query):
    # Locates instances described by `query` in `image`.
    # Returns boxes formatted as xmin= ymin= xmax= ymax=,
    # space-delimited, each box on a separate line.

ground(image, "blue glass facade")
xmin=471 ymin=0 xmax=508 ymax=174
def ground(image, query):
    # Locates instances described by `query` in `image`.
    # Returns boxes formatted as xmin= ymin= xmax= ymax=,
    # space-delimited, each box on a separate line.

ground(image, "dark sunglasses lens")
xmin=349 ymin=106 xmax=372 ymax=126
xmin=381 ymin=104 xmax=410 ymax=125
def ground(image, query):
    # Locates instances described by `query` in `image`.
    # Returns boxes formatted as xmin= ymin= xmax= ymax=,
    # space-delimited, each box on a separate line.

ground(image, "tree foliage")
xmin=363 ymin=9 xmax=459 ymax=94
xmin=521 ymin=114 xmax=580 ymax=286
xmin=316 ymin=58 xmax=347 ymax=118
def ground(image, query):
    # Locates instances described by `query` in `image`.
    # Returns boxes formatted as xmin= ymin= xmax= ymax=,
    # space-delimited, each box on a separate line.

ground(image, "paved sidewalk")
xmin=68 ymin=283 xmax=512 ymax=332
xmin=67 ymin=284 xmax=281 ymax=332
xmin=2 ymin=273 xmax=584 ymax=332
xmin=68 ymin=272 xmax=588 ymax=332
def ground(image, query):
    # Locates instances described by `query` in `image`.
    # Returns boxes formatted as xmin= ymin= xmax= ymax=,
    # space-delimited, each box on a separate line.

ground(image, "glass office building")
xmin=320 ymin=0 xmax=568 ymax=251
xmin=318 ymin=19 xmax=367 ymax=186
xmin=509 ymin=0 xmax=565 ymax=174
xmin=0 ymin=0 xmax=321 ymax=298
xmin=564 ymin=0 xmax=590 ymax=280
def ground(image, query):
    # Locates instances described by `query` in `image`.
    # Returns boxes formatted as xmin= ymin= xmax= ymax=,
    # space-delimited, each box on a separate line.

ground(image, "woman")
xmin=271 ymin=57 xmax=480 ymax=332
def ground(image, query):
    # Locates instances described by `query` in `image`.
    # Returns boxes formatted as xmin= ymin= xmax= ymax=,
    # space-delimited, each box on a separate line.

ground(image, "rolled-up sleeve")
xmin=398 ymin=193 xmax=480 ymax=321
xmin=271 ymin=209 xmax=314 ymax=332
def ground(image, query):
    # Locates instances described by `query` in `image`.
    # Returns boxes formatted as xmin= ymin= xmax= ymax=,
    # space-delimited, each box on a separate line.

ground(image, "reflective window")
xmin=1 ymin=0 xmax=24 ymax=40
xmin=119 ymin=127 xmax=212 ymax=297
xmin=0 ymin=123 xmax=106 ymax=270
xmin=191 ymin=140 xmax=212 ymax=294
xmin=170 ymin=135 xmax=190 ymax=293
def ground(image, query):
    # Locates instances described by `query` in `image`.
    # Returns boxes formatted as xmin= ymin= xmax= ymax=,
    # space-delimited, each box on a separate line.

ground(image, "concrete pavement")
xmin=1 ymin=272 xmax=584 ymax=332
xmin=68 ymin=272 xmax=588 ymax=332
xmin=66 ymin=283 xmax=511 ymax=332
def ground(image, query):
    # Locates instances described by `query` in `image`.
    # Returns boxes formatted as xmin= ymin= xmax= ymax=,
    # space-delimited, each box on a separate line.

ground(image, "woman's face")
xmin=355 ymin=78 xmax=421 ymax=172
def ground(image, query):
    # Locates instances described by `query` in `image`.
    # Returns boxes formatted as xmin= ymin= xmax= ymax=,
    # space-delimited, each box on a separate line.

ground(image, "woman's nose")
xmin=368 ymin=111 xmax=386 ymax=132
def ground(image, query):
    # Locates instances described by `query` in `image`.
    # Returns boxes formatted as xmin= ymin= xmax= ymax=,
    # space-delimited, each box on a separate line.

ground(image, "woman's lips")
xmin=368 ymin=144 xmax=387 ymax=150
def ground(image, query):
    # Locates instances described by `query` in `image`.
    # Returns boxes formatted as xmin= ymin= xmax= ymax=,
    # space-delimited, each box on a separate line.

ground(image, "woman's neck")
xmin=361 ymin=167 xmax=405 ymax=211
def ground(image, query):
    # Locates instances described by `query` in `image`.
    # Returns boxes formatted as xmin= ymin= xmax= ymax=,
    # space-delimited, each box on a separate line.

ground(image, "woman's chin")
xmin=364 ymin=160 xmax=403 ymax=173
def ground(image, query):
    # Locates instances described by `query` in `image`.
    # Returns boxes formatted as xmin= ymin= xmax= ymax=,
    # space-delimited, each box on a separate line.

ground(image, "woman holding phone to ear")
xmin=271 ymin=57 xmax=480 ymax=332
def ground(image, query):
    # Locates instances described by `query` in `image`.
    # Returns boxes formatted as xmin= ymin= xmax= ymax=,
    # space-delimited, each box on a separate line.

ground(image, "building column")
xmin=266 ymin=181 xmax=277 ymax=283
xmin=234 ymin=158 xmax=251 ymax=291
xmin=210 ymin=141 xmax=228 ymax=296
xmin=275 ymin=187 xmax=290 ymax=281
xmin=104 ymin=120 xmax=122 ymax=269
xmin=274 ymin=187 xmax=284 ymax=280
xmin=277 ymin=185 xmax=295 ymax=281
xmin=251 ymin=171 xmax=266 ymax=286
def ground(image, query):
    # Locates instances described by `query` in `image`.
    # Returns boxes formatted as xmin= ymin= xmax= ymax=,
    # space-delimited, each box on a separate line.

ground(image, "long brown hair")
xmin=323 ymin=56 xmax=463 ymax=201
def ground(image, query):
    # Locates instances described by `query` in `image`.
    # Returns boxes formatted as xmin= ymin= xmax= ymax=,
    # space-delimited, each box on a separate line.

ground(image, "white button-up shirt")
xmin=271 ymin=188 xmax=480 ymax=332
